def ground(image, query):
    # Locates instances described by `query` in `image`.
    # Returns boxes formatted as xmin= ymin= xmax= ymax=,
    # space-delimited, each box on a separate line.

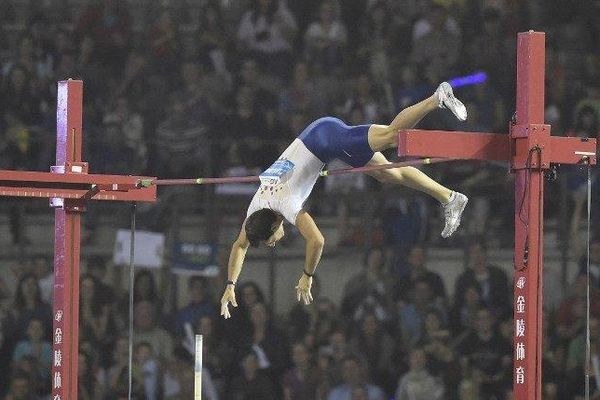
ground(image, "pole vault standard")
xmin=0 ymin=80 xmax=156 ymax=399
xmin=397 ymin=31 xmax=597 ymax=400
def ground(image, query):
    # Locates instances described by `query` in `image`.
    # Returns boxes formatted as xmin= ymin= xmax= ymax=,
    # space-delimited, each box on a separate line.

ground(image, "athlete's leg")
xmin=367 ymin=96 xmax=437 ymax=152
xmin=365 ymin=152 xmax=452 ymax=203
xmin=367 ymin=82 xmax=467 ymax=152
xmin=366 ymin=152 xmax=468 ymax=238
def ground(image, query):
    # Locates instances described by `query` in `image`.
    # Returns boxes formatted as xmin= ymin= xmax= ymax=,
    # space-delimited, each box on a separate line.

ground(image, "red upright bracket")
xmin=52 ymin=79 xmax=84 ymax=400
xmin=49 ymin=81 xmax=157 ymax=399
xmin=397 ymin=32 xmax=596 ymax=400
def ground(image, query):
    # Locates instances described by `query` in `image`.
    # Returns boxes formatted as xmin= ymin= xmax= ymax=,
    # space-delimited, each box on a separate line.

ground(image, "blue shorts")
xmin=298 ymin=117 xmax=374 ymax=167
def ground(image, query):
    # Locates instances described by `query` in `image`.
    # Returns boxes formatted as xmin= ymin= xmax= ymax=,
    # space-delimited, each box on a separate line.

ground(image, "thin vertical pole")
xmin=195 ymin=334 xmax=203 ymax=400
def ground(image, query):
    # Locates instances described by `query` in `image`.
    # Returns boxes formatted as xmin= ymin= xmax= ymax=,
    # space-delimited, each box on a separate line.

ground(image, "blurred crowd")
xmin=1 ymin=241 xmax=600 ymax=400
xmin=1 ymin=0 xmax=600 ymax=399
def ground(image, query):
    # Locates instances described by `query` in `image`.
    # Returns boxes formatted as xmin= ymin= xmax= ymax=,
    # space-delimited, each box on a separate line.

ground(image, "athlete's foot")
xmin=441 ymin=191 xmax=468 ymax=238
xmin=435 ymin=82 xmax=468 ymax=121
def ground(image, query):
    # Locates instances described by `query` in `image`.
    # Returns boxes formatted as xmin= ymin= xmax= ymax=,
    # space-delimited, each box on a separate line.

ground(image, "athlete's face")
xmin=265 ymin=222 xmax=284 ymax=247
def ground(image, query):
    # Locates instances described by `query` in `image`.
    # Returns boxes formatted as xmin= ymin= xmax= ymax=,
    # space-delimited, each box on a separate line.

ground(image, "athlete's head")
xmin=245 ymin=209 xmax=284 ymax=247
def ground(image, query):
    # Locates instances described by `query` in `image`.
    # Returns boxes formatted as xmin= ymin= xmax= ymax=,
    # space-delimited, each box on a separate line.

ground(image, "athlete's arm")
xmin=220 ymin=223 xmax=250 ymax=319
xmin=294 ymin=210 xmax=325 ymax=304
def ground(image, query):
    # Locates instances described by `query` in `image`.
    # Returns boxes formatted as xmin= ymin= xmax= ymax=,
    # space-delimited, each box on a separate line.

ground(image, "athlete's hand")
xmin=295 ymin=274 xmax=313 ymax=305
xmin=220 ymin=285 xmax=238 ymax=319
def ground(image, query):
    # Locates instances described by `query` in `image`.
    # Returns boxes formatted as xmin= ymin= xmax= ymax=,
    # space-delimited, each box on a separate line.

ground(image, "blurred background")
xmin=0 ymin=0 xmax=599 ymax=399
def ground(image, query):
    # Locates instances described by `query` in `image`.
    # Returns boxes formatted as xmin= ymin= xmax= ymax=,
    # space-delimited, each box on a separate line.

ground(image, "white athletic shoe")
xmin=436 ymin=82 xmax=468 ymax=121
xmin=441 ymin=191 xmax=468 ymax=238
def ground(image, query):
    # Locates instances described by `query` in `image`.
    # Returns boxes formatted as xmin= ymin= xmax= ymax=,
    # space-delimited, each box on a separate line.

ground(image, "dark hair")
xmin=80 ymin=273 xmax=103 ymax=316
xmin=15 ymin=273 xmax=42 ymax=313
xmin=574 ymin=105 xmax=599 ymax=136
xmin=238 ymin=281 xmax=266 ymax=306
xmin=134 ymin=270 xmax=157 ymax=303
xmin=245 ymin=209 xmax=279 ymax=246
xmin=188 ymin=276 xmax=207 ymax=289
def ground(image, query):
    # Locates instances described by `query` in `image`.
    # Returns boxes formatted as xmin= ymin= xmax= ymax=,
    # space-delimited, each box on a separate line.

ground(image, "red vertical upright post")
xmin=51 ymin=79 xmax=85 ymax=400
xmin=512 ymin=32 xmax=546 ymax=400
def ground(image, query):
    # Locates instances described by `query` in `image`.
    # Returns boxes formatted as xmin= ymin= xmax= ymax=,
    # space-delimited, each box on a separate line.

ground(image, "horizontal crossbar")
xmin=0 ymin=170 xmax=156 ymax=202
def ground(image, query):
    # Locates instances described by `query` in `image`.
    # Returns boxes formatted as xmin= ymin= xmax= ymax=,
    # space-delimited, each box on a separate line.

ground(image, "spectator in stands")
xmin=133 ymin=300 xmax=174 ymax=362
xmin=86 ymin=256 xmax=114 ymax=304
xmin=279 ymin=61 xmax=325 ymax=121
xmin=454 ymin=242 xmax=510 ymax=318
xmin=327 ymin=354 xmax=385 ymax=400
xmin=237 ymin=0 xmax=297 ymax=78
xmin=225 ymin=281 xmax=265 ymax=342
xmin=111 ymin=49 xmax=149 ymax=104
xmin=4 ymin=273 xmax=52 ymax=344
xmin=80 ymin=274 xmax=116 ymax=365
xmin=450 ymin=282 xmax=483 ymax=334
xmin=357 ymin=1 xmax=404 ymax=79
xmin=1 ymin=65 xmax=43 ymax=125
xmin=410 ymin=3 xmax=461 ymax=75
xmin=396 ymin=64 xmax=430 ymax=110
xmin=2 ymin=34 xmax=51 ymax=85
xmin=395 ymin=347 xmax=444 ymax=400
xmin=133 ymin=341 xmax=161 ymax=400
xmin=419 ymin=309 xmax=459 ymax=396
xmin=78 ymin=349 xmax=106 ymax=400
xmin=314 ymin=347 xmax=336 ymax=399
xmin=395 ymin=244 xmax=446 ymax=303
xmin=162 ymin=347 xmax=196 ymax=400
xmin=324 ymin=328 xmax=350 ymax=384
xmin=3 ymin=371 xmax=35 ymax=400
xmin=286 ymin=276 xmax=322 ymax=343
xmin=341 ymin=248 xmax=392 ymax=323
xmin=197 ymin=2 xmax=230 ymax=74
xmin=155 ymin=92 xmax=210 ymax=177
xmin=230 ymin=351 xmax=276 ymax=400
xmin=31 ymin=256 xmax=52 ymax=305
xmin=175 ymin=276 xmax=217 ymax=336
xmin=179 ymin=60 xmax=230 ymax=116
xmin=350 ymin=313 xmax=397 ymax=395
xmin=579 ymin=240 xmax=600 ymax=289
xmin=243 ymin=302 xmax=290 ymax=390
xmin=130 ymin=270 xmax=158 ymax=307
xmin=282 ymin=342 xmax=318 ymax=400
xmin=455 ymin=307 xmax=511 ymax=399
xmin=226 ymin=85 xmax=270 ymax=168
xmin=398 ymin=278 xmax=445 ymax=345
xmin=11 ymin=318 xmax=51 ymax=380
xmin=149 ymin=9 xmax=181 ymax=76
xmin=338 ymin=74 xmax=382 ymax=123
xmin=463 ymin=8 xmax=514 ymax=102
xmin=75 ymin=0 xmax=132 ymax=73
xmin=237 ymin=58 xmax=277 ymax=111
xmin=567 ymin=317 xmax=600 ymax=396
xmin=567 ymin=105 xmax=600 ymax=139
xmin=557 ymin=275 xmax=600 ymax=343
xmin=107 ymin=336 xmax=146 ymax=398
xmin=75 ymin=36 xmax=104 ymax=101
xmin=574 ymin=83 xmax=600 ymax=123
xmin=196 ymin=315 xmax=232 ymax=395
xmin=100 ymin=96 xmax=146 ymax=173
xmin=310 ymin=297 xmax=341 ymax=348
xmin=304 ymin=1 xmax=348 ymax=74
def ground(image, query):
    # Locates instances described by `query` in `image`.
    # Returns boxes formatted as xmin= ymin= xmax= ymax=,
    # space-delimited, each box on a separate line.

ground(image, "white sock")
xmin=442 ymin=191 xmax=456 ymax=205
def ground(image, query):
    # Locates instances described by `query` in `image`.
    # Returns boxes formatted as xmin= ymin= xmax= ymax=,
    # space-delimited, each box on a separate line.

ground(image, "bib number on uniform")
xmin=260 ymin=159 xmax=295 ymax=185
